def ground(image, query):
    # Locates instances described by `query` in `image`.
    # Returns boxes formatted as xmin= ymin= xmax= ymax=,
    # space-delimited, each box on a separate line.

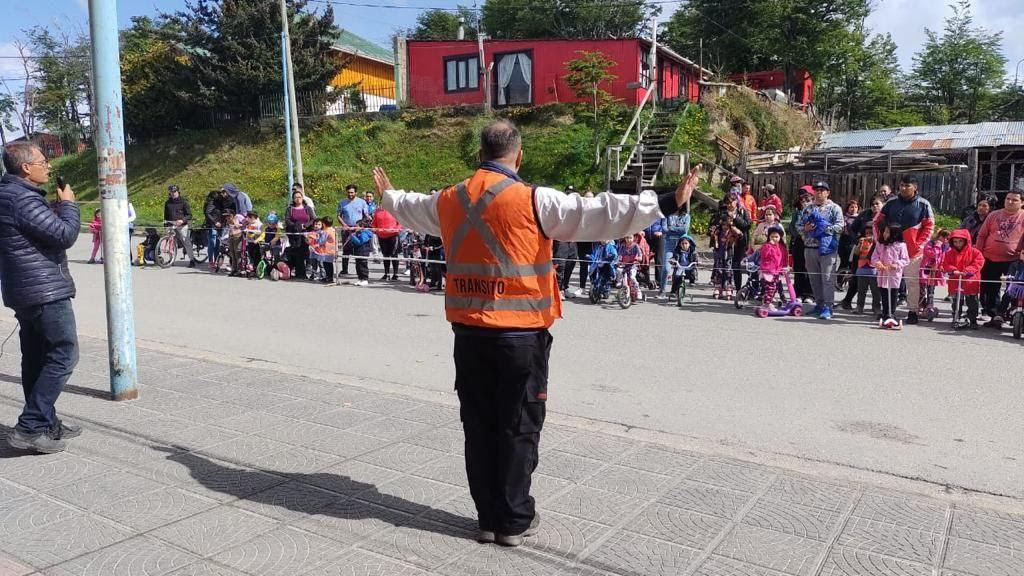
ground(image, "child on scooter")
xmin=758 ymin=226 xmax=787 ymax=311
xmin=940 ymin=229 xmax=985 ymax=330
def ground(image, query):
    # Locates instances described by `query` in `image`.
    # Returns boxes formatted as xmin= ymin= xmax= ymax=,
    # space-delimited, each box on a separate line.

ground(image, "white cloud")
xmin=866 ymin=0 xmax=1024 ymax=82
xmin=75 ymin=0 xmax=88 ymax=10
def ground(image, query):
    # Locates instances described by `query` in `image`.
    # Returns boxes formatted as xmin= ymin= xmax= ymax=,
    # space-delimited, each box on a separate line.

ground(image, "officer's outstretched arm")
xmin=375 ymin=167 xmax=442 ymax=236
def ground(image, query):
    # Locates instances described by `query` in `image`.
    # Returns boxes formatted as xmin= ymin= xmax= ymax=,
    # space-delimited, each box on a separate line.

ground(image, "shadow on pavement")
xmin=151 ymin=445 xmax=477 ymax=540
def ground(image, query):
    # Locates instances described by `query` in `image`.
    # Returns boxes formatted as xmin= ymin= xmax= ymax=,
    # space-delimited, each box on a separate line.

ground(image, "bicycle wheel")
xmin=156 ymin=236 xmax=175 ymax=268
xmin=256 ymin=260 xmax=268 ymax=280
xmin=617 ymin=283 xmax=632 ymax=309
xmin=677 ymin=281 xmax=687 ymax=308
xmin=192 ymin=240 xmax=208 ymax=263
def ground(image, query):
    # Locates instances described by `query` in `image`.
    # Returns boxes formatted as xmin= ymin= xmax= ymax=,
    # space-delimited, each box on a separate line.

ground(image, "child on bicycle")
xmin=668 ymin=236 xmax=698 ymax=300
xmin=307 ymin=217 xmax=337 ymax=284
xmin=244 ymin=211 xmax=264 ymax=270
xmin=709 ymin=208 xmax=739 ymax=300
xmin=88 ymin=209 xmax=103 ymax=264
xmin=617 ymin=234 xmax=644 ymax=302
xmin=920 ymin=228 xmax=950 ymax=313
xmin=986 ymin=253 xmax=1024 ymax=328
xmin=224 ymin=210 xmax=244 ymax=276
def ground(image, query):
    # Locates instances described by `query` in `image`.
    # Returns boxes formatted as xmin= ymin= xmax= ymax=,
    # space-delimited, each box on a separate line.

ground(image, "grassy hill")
xmin=53 ymin=107 xmax=611 ymax=226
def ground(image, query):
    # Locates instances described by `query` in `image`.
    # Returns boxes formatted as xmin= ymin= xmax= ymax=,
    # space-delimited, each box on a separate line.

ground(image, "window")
xmin=444 ymin=54 xmax=479 ymax=93
xmin=640 ymin=51 xmax=651 ymax=88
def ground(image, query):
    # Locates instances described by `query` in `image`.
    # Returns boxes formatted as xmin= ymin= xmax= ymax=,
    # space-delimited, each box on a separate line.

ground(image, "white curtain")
xmin=497 ymin=55 xmax=517 ymax=106
xmin=516 ymin=54 xmax=532 ymax=103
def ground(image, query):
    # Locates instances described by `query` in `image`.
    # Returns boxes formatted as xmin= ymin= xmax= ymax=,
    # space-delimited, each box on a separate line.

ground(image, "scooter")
xmin=1002 ymin=276 xmax=1024 ymax=339
xmin=754 ymin=268 xmax=804 ymax=318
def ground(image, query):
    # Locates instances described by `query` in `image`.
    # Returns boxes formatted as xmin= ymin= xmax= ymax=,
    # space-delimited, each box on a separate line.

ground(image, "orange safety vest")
xmin=437 ymin=169 xmax=562 ymax=329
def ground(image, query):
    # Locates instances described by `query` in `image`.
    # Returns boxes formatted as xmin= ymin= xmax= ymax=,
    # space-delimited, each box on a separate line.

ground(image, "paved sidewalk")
xmin=0 ymin=336 xmax=1021 ymax=576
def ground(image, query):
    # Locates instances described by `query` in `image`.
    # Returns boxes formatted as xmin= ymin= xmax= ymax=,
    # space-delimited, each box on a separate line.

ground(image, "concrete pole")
xmin=281 ymin=33 xmax=294 ymax=192
xmin=279 ymin=0 xmax=304 ymax=186
xmin=88 ymin=0 xmax=139 ymax=401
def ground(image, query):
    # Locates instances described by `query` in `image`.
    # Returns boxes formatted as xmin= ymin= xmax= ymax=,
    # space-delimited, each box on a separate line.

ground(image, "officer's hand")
xmin=675 ymin=164 xmax=701 ymax=207
xmin=373 ymin=167 xmax=394 ymax=197
xmin=57 ymin=182 xmax=75 ymax=202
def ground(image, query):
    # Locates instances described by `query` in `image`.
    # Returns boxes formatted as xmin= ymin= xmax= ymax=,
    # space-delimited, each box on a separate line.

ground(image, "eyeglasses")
xmin=25 ymin=159 xmax=49 ymax=167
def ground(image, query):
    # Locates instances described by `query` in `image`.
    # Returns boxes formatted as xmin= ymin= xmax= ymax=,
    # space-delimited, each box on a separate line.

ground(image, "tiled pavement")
xmin=1 ymin=336 xmax=1022 ymax=576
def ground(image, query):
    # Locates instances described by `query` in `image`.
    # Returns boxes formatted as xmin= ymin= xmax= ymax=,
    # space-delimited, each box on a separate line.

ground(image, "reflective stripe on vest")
xmin=444 ymin=295 xmax=554 ymax=312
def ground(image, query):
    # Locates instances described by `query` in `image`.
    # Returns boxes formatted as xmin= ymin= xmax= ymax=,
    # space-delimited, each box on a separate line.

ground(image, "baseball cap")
xmin=730 ymin=176 xmax=743 ymax=184
xmin=812 ymin=181 xmax=830 ymax=191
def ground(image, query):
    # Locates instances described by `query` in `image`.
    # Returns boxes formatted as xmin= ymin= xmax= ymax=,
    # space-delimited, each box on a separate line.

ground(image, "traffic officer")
xmin=374 ymin=119 xmax=700 ymax=547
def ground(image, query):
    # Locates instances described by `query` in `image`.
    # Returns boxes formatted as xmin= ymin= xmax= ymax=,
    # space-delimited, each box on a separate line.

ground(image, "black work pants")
xmin=353 ymin=243 xmax=370 ymax=281
xmin=454 ymin=330 xmax=551 ymax=536
xmin=981 ymin=260 xmax=1011 ymax=315
xmin=15 ymin=299 xmax=79 ymax=435
xmin=287 ymin=234 xmax=307 ymax=279
xmin=340 ymin=231 xmax=353 ymax=275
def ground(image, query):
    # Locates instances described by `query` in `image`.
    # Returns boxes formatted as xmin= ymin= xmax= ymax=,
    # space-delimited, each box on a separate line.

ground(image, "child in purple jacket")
xmin=871 ymin=225 xmax=910 ymax=329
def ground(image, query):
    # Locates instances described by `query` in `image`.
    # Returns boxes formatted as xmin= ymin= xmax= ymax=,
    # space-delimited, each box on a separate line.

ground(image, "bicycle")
xmin=156 ymin=222 xmax=207 ymax=268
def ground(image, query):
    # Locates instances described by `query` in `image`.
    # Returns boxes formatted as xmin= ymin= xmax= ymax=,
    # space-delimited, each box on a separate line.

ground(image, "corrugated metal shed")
xmin=819 ymin=122 xmax=1024 ymax=150
xmin=818 ymin=128 xmax=899 ymax=149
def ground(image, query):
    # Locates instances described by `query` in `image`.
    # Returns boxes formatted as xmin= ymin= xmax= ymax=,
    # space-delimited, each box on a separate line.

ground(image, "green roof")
xmin=332 ymin=30 xmax=394 ymax=66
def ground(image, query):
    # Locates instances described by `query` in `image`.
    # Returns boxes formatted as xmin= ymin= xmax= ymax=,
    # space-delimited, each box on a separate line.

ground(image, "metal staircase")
xmin=606 ymin=99 xmax=686 ymax=193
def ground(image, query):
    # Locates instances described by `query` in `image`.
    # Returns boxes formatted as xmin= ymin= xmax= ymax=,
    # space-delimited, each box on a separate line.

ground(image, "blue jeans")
xmin=14 ymin=298 xmax=79 ymax=435
xmin=208 ymin=227 xmax=221 ymax=261
xmin=662 ymin=236 xmax=682 ymax=293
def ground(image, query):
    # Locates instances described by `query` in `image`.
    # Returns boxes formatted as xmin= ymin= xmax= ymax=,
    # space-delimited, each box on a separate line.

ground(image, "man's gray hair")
xmin=2 ymin=142 xmax=41 ymax=176
xmin=480 ymin=119 xmax=521 ymax=161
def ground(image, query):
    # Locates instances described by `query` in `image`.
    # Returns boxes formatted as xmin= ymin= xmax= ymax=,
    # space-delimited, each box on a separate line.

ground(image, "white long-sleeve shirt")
xmin=383 ymin=185 xmax=673 ymax=243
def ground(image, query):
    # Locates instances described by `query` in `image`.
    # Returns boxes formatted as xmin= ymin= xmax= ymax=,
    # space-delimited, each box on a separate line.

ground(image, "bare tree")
xmin=0 ymin=40 xmax=37 ymax=137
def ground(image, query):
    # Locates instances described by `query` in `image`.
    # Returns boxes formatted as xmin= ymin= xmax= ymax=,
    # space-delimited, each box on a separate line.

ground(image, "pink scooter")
xmin=754 ymin=269 xmax=804 ymax=318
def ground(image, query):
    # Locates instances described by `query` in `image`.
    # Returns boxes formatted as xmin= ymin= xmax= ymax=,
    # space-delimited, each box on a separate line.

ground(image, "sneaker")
xmin=87 ymin=259 xmax=95 ymax=264
xmin=573 ymin=288 xmax=586 ymax=298
xmin=808 ymin=304 xmax=822 ymax=316
xmin=391 ymin=275 xmax=399 ymax=282
xmin=7 ymin=428 xmax=67 ymax=454
xmin=477 ymin=530 xmax=496 ymax=544
xmin=188 ymin=260 xmax=196 ymax=269
xmin=380 ymin=274 xmax=390 ymax=281
xmin=496 ymin=514 xmax=541 ymax=547
xmin=905 ymin=312 xmax=919 ymax=325
xmin=818 ymin=305 xmax=833 ymax=320
xmin=840 ymin=301 xmax=853 ymax=311
xmin=883 ymin=317 xmax=898 ymax=329
xmin=892 ymin=320 xmax=904 ymax=331
xmin=853 ymin=306 xmax=864 ymax=315
xmin=52 ymin=419 xmax=81 ymax=440
xmin=563 ymin=289 xmax=574 ymax=299
xmin=357 ymin=280 xmax=369 ymax=287
xmin=984 ymin=316 xmax=1003 ymax=328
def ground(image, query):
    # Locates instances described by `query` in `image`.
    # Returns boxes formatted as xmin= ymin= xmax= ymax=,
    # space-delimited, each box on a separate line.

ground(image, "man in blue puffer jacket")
xmin=0 ymin=142 xmax=82 ymax=454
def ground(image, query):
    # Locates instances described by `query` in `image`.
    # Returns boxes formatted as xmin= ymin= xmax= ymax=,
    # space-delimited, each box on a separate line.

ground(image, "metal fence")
xmin=259 ymin=82 xmax=397 ymax=120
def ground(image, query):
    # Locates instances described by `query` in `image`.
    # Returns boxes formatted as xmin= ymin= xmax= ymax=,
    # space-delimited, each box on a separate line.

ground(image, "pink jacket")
xmin=758 ymin=242 xmax=786 ymax=276
xmin=870 ymin=241 xmax=909 ymax=290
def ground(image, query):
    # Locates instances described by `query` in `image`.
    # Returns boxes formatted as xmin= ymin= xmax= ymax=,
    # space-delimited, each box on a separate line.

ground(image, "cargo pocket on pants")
xmin=519 ymin=376 xmax=547 ymax=434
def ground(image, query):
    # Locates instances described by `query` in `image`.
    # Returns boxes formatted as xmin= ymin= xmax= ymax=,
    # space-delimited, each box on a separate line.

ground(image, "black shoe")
xmin=477 ymin=530 xmax=496 ymax=544
xmin=188 ymin=260 xmax=196 ymax=268
xmin=391 ymin=275 xmax=399 ymax=281
xmin=840 ymin=301 xmax=853 ymax=311
xmin=228 ymin=271 xmax=240 ymax=277
xmin=380 ymin=274 xmax=390 ymax=281
xmin=52 ymin=419 xmax=82 ymax=440
xmin=906 ymin=312 xmax=919 ymax=325
xmin=7 ymin=428 xmax=66 ymax=454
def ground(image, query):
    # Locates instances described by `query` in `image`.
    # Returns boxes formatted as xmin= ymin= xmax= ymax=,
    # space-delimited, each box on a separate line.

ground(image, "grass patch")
xmin=53 ymin=108 xmax=615 ymax=225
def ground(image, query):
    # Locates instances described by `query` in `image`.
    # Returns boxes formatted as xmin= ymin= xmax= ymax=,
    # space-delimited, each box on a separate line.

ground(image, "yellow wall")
xmin=332 ymin=55 xmax=395 ymax=94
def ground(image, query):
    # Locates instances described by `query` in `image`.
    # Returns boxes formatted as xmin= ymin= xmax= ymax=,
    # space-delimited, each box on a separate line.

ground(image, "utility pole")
xmin=279 ymin=0 xmax=304 ymax=186
xmin=478 ymin=32 xmax=490 ymax=113
xmin=281 ymin=33 xmax=295 ymax=192
xmin=88 ymin=0 xmax=138 ymax=401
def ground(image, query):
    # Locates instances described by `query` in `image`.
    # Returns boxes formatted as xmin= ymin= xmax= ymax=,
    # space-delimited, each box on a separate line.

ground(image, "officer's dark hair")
xmin=480 ymin=120 xmax=521 ymax=161
xmin=2 ymin=142 xmax=41 ymax=176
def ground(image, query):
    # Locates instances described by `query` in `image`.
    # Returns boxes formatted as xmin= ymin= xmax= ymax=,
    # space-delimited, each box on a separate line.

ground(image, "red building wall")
xmin=726 ymin=69 xmax=814 ymax=104
xmin=408 ymin=39 xmax=699 ymax=109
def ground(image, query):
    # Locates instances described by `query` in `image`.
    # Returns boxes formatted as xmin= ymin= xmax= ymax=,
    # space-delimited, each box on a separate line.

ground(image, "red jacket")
xmin=940 ymin=229 xmax=985 ymax=296
xmin=371 ymin=208 xmax=402 ymax=239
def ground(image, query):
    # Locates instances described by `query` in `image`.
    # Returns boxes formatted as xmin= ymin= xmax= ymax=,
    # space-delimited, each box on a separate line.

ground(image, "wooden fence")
xmin=744 ymin=171 xmax=975 ymax=214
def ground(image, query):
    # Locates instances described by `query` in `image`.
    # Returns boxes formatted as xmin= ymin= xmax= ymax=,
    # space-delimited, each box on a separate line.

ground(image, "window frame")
xmin=443 ymin=53 xmax=480 ymax=94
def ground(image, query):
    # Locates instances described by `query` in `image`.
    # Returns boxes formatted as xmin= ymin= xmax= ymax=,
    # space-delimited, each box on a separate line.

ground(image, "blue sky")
xmin=1 ymin=1 xmax=1023 ymax=109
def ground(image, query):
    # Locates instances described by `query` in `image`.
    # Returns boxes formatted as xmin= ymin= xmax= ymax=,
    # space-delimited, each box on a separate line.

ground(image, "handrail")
xmin=618 ymin=84 xmax=657 ymax=148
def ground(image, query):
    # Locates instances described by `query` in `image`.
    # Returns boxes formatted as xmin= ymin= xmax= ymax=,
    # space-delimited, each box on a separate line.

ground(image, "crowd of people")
xmin=132 ymin=174 xmax=1024 ymax=333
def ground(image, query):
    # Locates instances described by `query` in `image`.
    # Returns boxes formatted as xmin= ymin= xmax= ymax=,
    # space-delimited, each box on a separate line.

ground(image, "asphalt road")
xmin=7 ymin=237 xmax=1022 ymax=500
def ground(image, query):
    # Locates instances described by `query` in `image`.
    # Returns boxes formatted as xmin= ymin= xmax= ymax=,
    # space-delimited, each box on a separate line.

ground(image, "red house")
xmin=404 ymin=38 xmax=708 ymax=109
xmin=726 ymin=69 xmax=814 ymax=105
